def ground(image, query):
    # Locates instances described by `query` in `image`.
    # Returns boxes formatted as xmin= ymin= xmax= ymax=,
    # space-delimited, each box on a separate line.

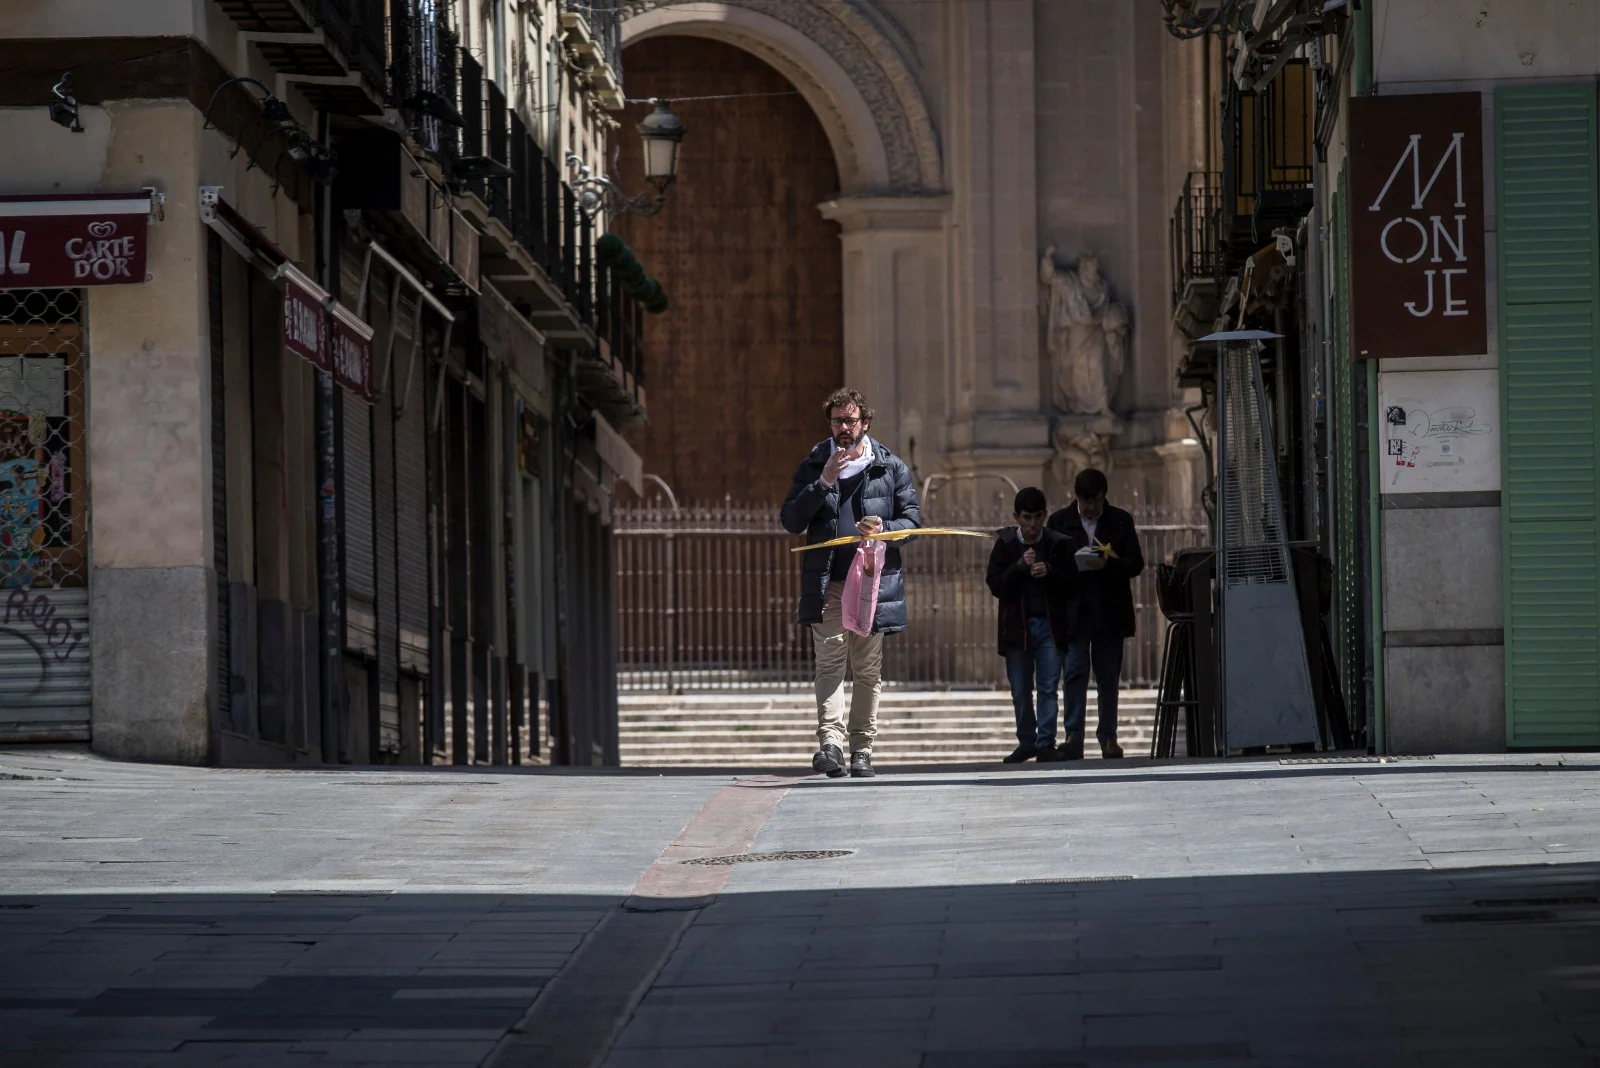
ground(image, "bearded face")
xmin=830 ymin=404 xmax=866 ymax=451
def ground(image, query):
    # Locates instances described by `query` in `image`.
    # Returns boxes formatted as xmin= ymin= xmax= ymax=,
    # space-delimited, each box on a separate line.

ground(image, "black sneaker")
xmin=1002 ymin=745 xmax=1037 ymax=764
xmin=812 ymin=744 xmax=846 ymax=778
xmin=1056 ymin=735 xmax=1085 ymax=761
xmin=849 ymin=750 xmax=875 ymax=778
xmin=1035 ymin=744 xmax=1063 ymax=763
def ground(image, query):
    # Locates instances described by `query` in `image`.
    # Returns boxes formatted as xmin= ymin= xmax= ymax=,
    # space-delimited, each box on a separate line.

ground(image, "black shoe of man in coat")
xmin=812 ymin=744 xmax=846 ymax=778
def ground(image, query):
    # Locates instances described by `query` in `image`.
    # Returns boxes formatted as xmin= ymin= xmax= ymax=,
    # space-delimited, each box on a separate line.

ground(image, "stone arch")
xmin=621 ymin=0 xmax=942 ymax=194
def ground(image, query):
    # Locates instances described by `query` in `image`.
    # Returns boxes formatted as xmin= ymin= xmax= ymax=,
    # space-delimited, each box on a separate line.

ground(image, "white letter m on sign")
xmin=1368 ymin=133 xmax=1466 ymax=212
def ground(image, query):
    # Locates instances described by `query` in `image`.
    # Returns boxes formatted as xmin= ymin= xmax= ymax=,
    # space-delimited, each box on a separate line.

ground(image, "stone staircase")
xmin=618 ymin=689 xmax=1159 ymax=767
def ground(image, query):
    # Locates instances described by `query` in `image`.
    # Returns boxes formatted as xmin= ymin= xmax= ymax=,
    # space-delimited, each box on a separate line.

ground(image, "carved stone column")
xmin=818 ymin=195 xmax=950 ymax=481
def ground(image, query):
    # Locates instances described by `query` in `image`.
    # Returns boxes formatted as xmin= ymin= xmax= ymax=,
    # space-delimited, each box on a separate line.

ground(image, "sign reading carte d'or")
xmin=0 ymin=194 xmax=152 ymax=289
xmin=1349 ymin=93 xmax=1487 ymax=361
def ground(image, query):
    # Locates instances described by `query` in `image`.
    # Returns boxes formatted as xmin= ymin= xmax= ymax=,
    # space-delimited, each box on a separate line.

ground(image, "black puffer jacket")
xmin=779 ymin=439 xmax=921 ymax=633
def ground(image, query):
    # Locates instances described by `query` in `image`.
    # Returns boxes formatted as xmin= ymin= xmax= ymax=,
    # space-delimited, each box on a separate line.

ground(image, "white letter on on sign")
xmin=1381 ymin=217 xmax=1429 ymax=264
xmin=1430 ymin=215 xmax=1467 ymax=264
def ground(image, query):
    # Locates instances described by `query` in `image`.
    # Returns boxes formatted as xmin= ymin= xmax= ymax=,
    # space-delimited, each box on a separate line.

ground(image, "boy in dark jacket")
xmin=1046 ymin=469 xmax=1145 ymax=759
xmin=986 ymin=487 xmax=1079 ymax=764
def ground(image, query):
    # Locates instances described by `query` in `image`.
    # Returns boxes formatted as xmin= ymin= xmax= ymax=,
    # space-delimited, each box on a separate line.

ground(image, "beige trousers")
xmin=811 ymin=584 xmax=884 ymax=753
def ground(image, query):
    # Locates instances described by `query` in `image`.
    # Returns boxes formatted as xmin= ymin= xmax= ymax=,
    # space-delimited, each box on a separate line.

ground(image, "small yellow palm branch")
xmin=791 ymin=528 xmax=993 ymax=553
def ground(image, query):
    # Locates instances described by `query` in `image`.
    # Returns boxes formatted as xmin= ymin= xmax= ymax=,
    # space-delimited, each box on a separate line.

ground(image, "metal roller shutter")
xmin=342 ymin=388 xmax=377 ymax=651
xmin=341 ymin=246 xmax=377 ymax=656
xmin=1497 ymin=84 xmax=1600 ymax=747
xmin=394 ymin=299 xmax=431 ymax=676
xmin=371 ymin=275 xmax=401 ymax=752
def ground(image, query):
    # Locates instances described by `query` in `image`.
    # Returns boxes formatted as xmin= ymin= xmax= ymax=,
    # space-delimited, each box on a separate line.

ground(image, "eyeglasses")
xmin=829 ymin=417 xmax=862 ymax=428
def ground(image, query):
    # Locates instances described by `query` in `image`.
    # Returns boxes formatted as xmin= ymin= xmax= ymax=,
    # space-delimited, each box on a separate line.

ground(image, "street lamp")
xmin=568 ymin=98 xmax=686 ymax=218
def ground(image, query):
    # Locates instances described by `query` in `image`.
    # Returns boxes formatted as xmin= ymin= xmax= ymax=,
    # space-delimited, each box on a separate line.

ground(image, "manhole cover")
xmin=1279 ymin=755 xmax=1435 ymax=765
xmin=1016 ymin=875 xmax=1134 ymax=885
xmin=680 ymin=850 xmax=854 ymax=866
xmin=330 ymin=780 xmax=500 ymax=787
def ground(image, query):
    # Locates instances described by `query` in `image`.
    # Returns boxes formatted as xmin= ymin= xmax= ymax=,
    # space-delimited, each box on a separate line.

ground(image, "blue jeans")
xmin=1062 ymin=632 xmax=1124 ymax=744
xmin=1004 ymin=617 xmax=1062 ymax=750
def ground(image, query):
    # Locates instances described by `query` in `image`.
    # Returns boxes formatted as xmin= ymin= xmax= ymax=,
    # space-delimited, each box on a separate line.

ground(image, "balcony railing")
xmin=1221 ymin=59 xmax=1314 ymax=253
xmin=594 ymin=257 xmax=647 ymax=393
xmin=372 ymin=32 xmax=649 ymax=413
xmin=1170 ymin=171 xmax=1222 ymax=312
xmin=1253 ymin=58 xmax=1314 ymax=231
xmin=562 ymin=1 xmax=624 ymax=87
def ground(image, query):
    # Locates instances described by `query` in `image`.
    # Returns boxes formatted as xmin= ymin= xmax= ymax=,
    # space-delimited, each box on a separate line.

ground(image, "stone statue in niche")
xmin=1040 ymin=247 xmax=1129 ymax=417
xmin=1045 ymin=426 xmax=1112 ymax=506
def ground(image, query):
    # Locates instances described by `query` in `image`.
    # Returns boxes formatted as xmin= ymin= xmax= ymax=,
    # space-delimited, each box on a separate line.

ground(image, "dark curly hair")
xmin=823 ymin=387 xmax=874 ymax=424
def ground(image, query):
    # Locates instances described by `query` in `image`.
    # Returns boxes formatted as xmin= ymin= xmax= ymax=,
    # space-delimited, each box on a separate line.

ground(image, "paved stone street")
xmin=5 ymin=747 xmax=1600 ymax=1066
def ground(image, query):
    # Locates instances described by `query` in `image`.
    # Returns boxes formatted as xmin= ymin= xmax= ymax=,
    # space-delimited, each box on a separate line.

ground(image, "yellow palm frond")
xmin=790 ymin=528 xmax=993 ymax=554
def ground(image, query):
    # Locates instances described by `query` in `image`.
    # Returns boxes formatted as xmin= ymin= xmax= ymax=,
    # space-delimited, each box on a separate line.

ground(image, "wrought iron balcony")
xmin=1221 ymin=59 xmax=1313 ymax=258
xmin=560 ymin=1 xmax=626 ymax=109
xmin=1170 ymin=171 xmax=1223 ymax=343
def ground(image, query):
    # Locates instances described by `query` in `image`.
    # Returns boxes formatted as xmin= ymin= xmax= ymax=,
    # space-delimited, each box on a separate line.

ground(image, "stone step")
xmin=620 ymin=706 xmax=1154 ymax=724
xmin=619 ymin=739 xmax=1147 ymax=765
xmin=619 ymin=692 xmax=1156 ymax=713
xmin=617 ymin=690 xmax=1161 ymax=766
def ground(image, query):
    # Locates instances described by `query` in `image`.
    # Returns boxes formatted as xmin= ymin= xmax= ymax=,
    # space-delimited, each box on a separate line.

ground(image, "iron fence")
xmin=615 ymin=500 xmax=1207 ymax=693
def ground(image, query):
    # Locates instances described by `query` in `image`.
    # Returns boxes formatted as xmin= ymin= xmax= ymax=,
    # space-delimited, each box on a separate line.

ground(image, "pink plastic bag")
xmin=840 ymin=539 xmax=886 ymax=637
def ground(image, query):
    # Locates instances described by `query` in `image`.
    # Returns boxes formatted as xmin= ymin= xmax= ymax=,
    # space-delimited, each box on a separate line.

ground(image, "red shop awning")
xmin=200 ymin=190 xmax=374 ymax=402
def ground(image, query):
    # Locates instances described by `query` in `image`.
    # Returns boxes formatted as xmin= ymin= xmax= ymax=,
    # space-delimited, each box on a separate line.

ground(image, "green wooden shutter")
xmin=1498 ymin=83 xmax=1600 ymax=747
xmin=1330 ymin=170 xmax=1364 ymax=730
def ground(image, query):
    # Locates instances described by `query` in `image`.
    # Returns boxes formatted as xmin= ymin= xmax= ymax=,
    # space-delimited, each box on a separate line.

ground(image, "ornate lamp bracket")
xmin=565 ymin=154 xmax=671 ymax=219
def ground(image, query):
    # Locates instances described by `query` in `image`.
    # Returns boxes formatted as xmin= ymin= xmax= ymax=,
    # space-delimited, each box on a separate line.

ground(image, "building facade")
xmin=607 ymin=1 xmax=1206 ymax=515
xmin=0 ymin=0 xmax=650 ymax=766
xmin=1163 ymin=0 xmax=1600 ymax=753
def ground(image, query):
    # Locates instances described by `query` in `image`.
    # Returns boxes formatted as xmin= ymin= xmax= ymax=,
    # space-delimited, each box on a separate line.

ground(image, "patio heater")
xmin=1203 ymin=329 xmax=1320 ymax=752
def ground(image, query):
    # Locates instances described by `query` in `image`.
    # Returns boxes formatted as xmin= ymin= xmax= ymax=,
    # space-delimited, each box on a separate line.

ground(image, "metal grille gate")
xmin=0 ymin=289 xmax=91 ymax=741
xmin=615 ymin=501 xmax=1206 ymax=693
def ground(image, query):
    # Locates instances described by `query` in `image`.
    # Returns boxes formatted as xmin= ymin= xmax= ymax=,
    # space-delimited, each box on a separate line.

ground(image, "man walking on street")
xmin=1047 ymin=469 xmax=1144 ymax=760
xmin=781 ymin=388 xmax=921 ymax=779
xmin=987 ymin=487 xmax=1079 ymax=764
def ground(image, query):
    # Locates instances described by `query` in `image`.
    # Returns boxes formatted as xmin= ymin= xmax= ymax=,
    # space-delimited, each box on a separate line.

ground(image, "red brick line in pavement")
xmin=481 ymin=774 xmax=805 ymax=1068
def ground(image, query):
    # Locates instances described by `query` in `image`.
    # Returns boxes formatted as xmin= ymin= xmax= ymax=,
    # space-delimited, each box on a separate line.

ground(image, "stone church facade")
xmin=615 ymin=0 xmax=1203 ymax=515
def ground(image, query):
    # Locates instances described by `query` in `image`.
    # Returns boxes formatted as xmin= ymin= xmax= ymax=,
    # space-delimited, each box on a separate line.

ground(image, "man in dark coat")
xmin=987 ymin=487 xmax=1080 ymax=764
xmin=780 ymin=387 xmax=921 ymax=780
xmin=1046 ymin=468 xmax=1145 ymax=759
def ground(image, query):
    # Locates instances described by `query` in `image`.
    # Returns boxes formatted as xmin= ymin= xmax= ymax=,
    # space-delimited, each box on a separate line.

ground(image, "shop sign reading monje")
xmin=1349 ymin=93 xmax=1487 ymax=361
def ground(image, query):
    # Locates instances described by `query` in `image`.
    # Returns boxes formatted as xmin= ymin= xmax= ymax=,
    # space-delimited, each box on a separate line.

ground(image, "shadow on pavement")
xmin=6 ymin=861 xmax=1600 ymax=1066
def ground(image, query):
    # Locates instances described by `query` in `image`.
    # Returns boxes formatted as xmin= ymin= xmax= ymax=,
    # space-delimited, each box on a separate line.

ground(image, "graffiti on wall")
xmin=0 ymin=588 xmax=87 ymax=704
